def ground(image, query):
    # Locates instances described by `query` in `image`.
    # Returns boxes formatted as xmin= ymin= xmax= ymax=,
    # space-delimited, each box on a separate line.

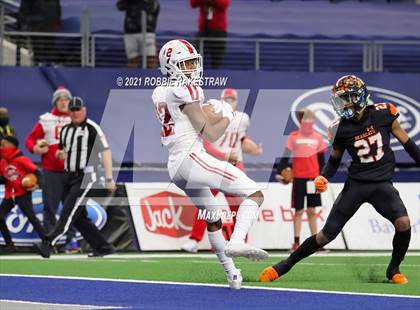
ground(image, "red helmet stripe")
xmin=179 ymin=40 xmax=194 ymax=54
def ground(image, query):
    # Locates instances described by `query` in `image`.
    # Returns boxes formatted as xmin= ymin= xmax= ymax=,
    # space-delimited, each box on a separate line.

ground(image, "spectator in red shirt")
xmin=276 ymin=109 xmax=326 ymax=252
xmin=190 ymin=0 xmax=230 ymax=68
xmin=0 ymin=135 xmax=47 ymax=254
xmin=25 ymin=86 xmax=79 ymax=253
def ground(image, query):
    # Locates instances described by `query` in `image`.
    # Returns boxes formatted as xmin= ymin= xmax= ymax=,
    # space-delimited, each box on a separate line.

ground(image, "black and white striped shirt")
xmin=59 ymin=118 xmax=109 ymax=173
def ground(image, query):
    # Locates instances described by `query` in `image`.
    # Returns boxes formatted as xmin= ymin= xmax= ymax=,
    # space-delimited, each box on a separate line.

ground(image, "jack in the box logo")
xmin=140 ymin=191 xmax=195 ymax=238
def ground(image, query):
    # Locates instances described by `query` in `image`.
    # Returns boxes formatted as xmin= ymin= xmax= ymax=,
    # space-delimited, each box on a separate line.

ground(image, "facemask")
xmin=0 ymin=145 xmax=17 ymax=160
xmin=300 ymin=120 xmax=314 ymax=135
xmin=0 ymin=116 xmax=9 ymax=127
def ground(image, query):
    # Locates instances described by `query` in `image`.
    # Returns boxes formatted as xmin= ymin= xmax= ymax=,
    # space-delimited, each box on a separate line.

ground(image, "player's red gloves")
xmin=314 ymin=176 xmax=328 ymax=193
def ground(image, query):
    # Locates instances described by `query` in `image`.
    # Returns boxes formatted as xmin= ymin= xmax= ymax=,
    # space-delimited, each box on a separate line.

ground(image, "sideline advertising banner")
xmin=126 ymin=182 xmax=419 ymax=251
xmin=0 ymin=187 xmax=107 ymax=246
xmin=126 ymin=182 xmax=346 ymax=251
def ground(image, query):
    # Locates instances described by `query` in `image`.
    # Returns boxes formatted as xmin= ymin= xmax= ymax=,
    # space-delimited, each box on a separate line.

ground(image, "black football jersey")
xmin=328 ymin=103 xmax=399 ymax=181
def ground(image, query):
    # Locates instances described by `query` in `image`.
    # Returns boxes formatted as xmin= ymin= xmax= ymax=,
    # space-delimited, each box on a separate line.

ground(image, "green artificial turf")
xmin=1 ymin=254 xmax=419 ymax=296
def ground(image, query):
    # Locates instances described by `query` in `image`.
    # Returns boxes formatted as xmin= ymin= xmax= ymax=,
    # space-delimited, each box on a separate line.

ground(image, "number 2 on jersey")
xmin=156 ymin=102 xmax=174 ymax=137
xmin=354 ymin=132 xmax=384 ymax=163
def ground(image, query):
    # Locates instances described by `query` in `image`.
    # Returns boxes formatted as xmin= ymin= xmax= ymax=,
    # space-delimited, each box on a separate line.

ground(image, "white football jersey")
xmin=152 ymin=84 xmax=205 ymax=159
xmin=39 ymin=112 xmax=71 ymax=145
xmin=211 ymin=111 xmax=250 ymax=162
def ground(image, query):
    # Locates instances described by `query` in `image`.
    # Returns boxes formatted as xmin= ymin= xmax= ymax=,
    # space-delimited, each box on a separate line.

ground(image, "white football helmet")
xmin=159 ymin=39 xmax=203 ymax=82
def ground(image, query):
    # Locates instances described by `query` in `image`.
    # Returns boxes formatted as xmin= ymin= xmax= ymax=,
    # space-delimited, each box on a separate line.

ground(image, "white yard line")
xmin=1 ymin=252 xmax=419 ymax=260
xmin=1 ymin=274 xmax=418 ymax=299
xmin=0 ymin=299 xmax=127 ymax=309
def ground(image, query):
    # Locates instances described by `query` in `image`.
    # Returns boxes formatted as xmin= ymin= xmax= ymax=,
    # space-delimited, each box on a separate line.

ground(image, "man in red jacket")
xmin=0 ymin=135 xmax=47 ymax=254
xmin=25 ymin=86 xmax=79 ymax=252
xmin=191 ymin=0 xmax=230 ymax=68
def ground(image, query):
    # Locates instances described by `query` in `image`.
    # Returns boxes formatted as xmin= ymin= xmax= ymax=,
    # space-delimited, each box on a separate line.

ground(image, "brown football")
xmin=21 ymin=173 xmax=38 ymax=191
xmin=281 ymin=167 xmax=293 ymax=184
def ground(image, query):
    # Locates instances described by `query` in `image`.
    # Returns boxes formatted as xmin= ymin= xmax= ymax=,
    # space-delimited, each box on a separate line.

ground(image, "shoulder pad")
xmin=172 ymin=85 xmax=203 ymax=103
xmin=39 ymin=112 xmax=53 ymax=121
xmin=237 ymin=111 xmax=250 ymax=125
xmin=388 ymin=103 xmax=399 ymax=116
xmin=152 ymin=86 xmax=166 ymax=103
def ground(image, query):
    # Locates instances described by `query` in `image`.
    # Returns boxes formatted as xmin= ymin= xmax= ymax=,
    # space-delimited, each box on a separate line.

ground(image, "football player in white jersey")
xmin=182 ymin=88 xmax=263 ymax=253
xmin=152 ymin=39 xmax=268 ymax=289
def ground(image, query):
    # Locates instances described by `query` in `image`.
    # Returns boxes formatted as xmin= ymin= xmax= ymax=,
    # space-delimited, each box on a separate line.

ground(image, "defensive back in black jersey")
xmin=328 ymin=103 xmax=399 ymax=181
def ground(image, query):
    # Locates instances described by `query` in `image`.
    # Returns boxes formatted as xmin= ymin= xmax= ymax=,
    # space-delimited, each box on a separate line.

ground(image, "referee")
xmin=35 ymin=97 xmax=116 ymax=258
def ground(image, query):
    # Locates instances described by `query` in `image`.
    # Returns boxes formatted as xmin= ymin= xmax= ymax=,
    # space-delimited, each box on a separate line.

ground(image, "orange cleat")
xmin=390 ymin=273 xmax=408 ymax=284
xmin=259 ymin=266 xmax=279 ymax=282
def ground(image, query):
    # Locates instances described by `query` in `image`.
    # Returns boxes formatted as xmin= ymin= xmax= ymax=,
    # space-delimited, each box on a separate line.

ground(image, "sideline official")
xmin=35 ymin=97 xmax=116 ymax=258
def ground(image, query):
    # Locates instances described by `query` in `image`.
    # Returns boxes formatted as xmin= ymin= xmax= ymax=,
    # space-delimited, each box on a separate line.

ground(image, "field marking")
xmin=188 ymin=260 xmax=420 ymax=267
xmin=1 ymin=252 xmax=419 ymax=260
xmin=1 ymin=274 xmax=419 ymax=299
xmin=0 ymin=299 xmax=127 ymax=309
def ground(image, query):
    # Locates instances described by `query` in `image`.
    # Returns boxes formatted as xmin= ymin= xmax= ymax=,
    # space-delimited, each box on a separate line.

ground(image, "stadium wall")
xmin=1 ymin=182 xmax=418 ymax=251
xmin=1 ymin=68 xmax=419 ymax=165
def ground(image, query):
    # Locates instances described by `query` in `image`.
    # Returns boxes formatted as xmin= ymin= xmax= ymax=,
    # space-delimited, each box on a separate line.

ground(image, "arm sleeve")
xmin=321 ymin=154 xmax=341 ymax=179
xmin=25 ymin=122 xmax=44 ymax=153
xmin=203 ymin=139 xmax=226 ymax=161
xmin=318 ymin=152 xmax=325 ymax=174
xmin=88 ymin=121 xmax=110 ymax=152
xmin=190 ymin=0 xmax=203 ymax=8
xmin=58 ymin=126 xmax=64 ymax=150
xmin=18 ymin=157 xmax=38 ymax=173
xmin=403 ymin=138 xmax=420 ymax=165
xmin=277 ymin=148 xmax=291 ymax=174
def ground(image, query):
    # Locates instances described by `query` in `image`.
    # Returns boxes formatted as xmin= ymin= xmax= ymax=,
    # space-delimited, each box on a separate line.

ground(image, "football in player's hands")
xmin=276 ymin=167 xmax=293 ymax=184
xmin=203 ymin=102 xmax=223 ymax=125
xmin=21 ymin=173 xmax=39 ymax=191
xmin=314 ymin=175 xmax=328 ymax=193
xmin=207 ymin=99 xmax=223 ymax=113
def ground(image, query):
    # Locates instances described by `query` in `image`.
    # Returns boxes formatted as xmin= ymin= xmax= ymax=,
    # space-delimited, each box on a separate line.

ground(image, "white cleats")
xmin=181 ymin=239 xmax=198 ymax=253
xmin=227 ymin=269 xmax=243 ymax=290
xmin=225 ymin=242 xmax=269 ymax=261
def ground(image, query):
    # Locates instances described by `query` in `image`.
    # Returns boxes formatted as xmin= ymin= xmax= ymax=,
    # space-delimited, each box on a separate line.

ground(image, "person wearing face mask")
xmin=25 ymin=86 xmax=80 ymax=254
xmin=0 ymin=107 xmax=16 ymax=143
xmin=275 ymin=108 xmax=326 ymax=253
xmin=0 ymin=135 xmax=47 ymax=254
xmin=261 ymin=75 xmax=419 ymax=285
